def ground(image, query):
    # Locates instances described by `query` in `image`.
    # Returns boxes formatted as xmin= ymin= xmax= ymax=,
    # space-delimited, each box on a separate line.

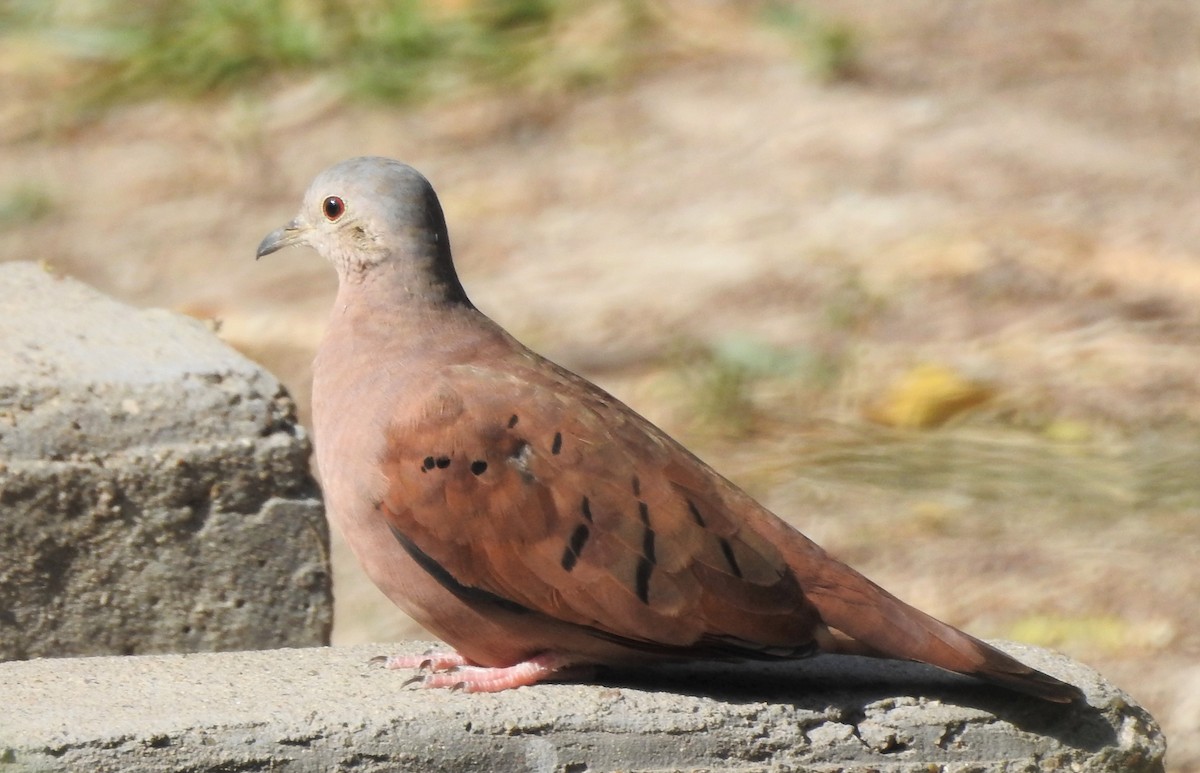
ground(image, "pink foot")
xmin=420 ymin=653 xmax=580 ymax=692
xmin=381 ymin=651 xmax=582 ymax=692
xmin=377 ymin=650 xmax=470 ymax=672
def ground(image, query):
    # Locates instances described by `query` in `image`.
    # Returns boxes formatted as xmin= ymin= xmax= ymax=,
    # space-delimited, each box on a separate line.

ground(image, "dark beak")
xmin=256 ymin=219 xmax=308 ymax=259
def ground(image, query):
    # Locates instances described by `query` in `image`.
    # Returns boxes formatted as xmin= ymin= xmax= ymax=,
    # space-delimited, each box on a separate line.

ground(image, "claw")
xmin=379 ymin=651 xmax=470 ymax=672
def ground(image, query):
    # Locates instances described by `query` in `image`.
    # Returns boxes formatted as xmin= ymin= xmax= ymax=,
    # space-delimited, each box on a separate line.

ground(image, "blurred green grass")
xmin=2 ymin=0 xmax=867 ymax=115
xmin=669 ymin=334 xmax=847 ymax=438
xmin=1 ymin=0 xmax=657 ymax=108
xmin=760 ymin=0 xmax=860 ymax=82
xmin=0 ymin=185 xmax=54 ymax=229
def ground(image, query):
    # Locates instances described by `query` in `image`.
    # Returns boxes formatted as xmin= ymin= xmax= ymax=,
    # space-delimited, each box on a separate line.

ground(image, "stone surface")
xmin=0 ymin=641 xmax=1164 ymax=772
xmin=0 ymin=262 xmax=331 ymax=660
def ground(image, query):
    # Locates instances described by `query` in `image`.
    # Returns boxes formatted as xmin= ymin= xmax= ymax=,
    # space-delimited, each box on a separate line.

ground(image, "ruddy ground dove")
xmin=257 ymin=157 xmax=1081 ymax=702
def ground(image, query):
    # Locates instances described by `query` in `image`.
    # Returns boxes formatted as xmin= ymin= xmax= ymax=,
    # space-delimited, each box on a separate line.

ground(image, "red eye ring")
xmin=322 ymin=196 xmax=346 ymax=221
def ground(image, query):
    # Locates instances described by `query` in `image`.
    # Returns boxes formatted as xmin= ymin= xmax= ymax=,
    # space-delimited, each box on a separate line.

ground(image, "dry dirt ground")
xmin=3 ymin=2 xmax=1198 ymax=769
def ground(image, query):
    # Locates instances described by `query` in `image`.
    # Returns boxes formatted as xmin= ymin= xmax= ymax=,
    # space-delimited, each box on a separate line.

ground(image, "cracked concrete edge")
xmin=0 ymin=261 xmax=332 ymax=659
xmin=0 ymin=261 xmax=297 ymax=459
xmin=0 ymin=641 xmax=1165 ymax=772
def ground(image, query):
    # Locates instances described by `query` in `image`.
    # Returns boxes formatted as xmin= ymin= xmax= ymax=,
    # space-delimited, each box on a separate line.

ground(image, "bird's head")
xmin=257 ymin=156 xmax=465 ymax=301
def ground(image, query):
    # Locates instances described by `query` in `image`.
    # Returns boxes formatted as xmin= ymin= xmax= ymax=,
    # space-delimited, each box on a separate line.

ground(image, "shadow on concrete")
xmin=593 ymin=654 xmax=1116 ymax=753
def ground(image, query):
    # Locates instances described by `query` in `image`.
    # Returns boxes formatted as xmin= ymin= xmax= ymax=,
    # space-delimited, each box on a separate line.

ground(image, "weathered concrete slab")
xmin=0 ymin=641 xmax=1165 ymax=772
xmin=0 ymin=262 xmax=331 ymax=660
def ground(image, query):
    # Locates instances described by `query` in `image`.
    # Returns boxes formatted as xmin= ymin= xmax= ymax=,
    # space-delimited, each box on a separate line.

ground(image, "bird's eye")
xmin=322 ymin=196 xmax=346 ymax=221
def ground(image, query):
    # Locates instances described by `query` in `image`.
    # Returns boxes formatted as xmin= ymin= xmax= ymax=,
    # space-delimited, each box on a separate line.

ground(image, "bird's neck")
xmin=337 ymin=247 xmax=471 ymax=309
xmin=313 ymin=268 xmax=511 ymax=462
xmin=323 ymin=263 xmax=503 ymax=367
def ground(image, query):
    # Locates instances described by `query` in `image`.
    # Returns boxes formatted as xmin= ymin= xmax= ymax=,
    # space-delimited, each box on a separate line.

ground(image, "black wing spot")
xmin=642 ymin=528 xmax=656 ymax=565
xmin=631 ymin=475 xmax=641 ymax=496
xmin=551 ymin=431 xmax=563 ymax=455
xmin=635 ymin=557 xmax=653 ymax=604
xmin=718 ymin=538 xmax=743 ymax=579
xmin=580 ymin=496 xmax=594 ymax=522
xmin=569 ymin=523 xmax=591 ymax=556
xmin=507 ymin=414 xmax=519 ymax=428
xmin=470 ymin=460 xmax=488 ymax=476
xmin=435 ymin=456 xmax=451 ymax=469
xmin=561 ymin=524 xmax=591 ymax=572
xmin=638 ymin=501 xmax=650 ymax=525
xmin=422 ymin=456 xmax=436 ymax=471
xmin=687 ymin=499 xmax=706 ymax=527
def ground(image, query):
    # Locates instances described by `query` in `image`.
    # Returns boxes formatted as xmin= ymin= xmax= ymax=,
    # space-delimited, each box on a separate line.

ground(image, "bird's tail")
xmin=792 ymin=542 xmax=1082 ymax=703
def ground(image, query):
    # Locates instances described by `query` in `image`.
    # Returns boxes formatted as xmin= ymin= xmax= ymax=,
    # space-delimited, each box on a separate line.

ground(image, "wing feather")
xmin=376 ymin=363 xmax=821 ymax=652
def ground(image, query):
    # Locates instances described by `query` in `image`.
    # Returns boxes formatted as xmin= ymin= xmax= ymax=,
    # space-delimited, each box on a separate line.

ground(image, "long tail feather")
xmin=800 ymin=552 xmax=1082 ymax=703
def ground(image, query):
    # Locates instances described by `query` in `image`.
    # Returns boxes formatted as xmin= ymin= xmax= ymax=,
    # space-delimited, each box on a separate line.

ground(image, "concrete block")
xmin=0 ymin=262 xmax=331 ymax=660
xmin=0 ymin=641 xmax=1164 ymax=772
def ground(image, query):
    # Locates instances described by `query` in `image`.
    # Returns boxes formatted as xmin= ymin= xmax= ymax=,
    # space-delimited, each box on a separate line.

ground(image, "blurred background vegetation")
xmin=1 ymin=1 xmax=1197 ymax=769
xmin=5 ymin=0 xmax=653 ymax=105
xmin=2 ymin=0 xmax=857 ymax=116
